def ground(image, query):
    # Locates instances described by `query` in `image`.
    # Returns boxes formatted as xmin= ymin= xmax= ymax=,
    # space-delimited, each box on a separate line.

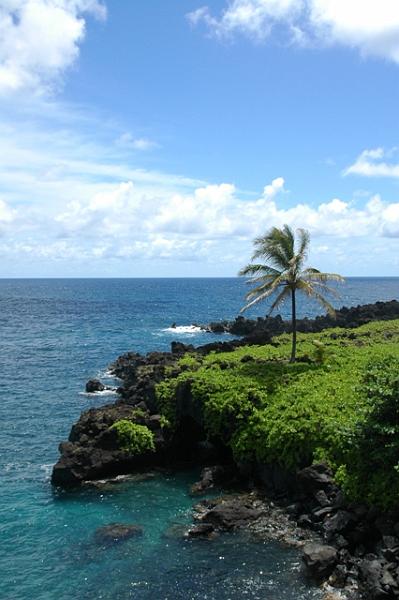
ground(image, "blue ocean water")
xmin=1 ymin=277 xmax=398 ymax=600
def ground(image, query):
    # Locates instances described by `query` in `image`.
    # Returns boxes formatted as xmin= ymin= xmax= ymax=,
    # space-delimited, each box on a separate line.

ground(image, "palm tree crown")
xmin=239 ymin=225 xmax=344 ymax=362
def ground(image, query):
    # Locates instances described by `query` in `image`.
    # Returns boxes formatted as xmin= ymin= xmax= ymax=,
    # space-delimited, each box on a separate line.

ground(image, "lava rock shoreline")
xmin=51 ymin=299 xmax=399 ymax=599
xmin=203 ymin=299 xmax=399 ymax=339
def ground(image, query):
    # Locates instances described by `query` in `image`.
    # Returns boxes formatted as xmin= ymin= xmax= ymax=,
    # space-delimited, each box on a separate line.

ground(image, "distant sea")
xmin=1 ymin=278 xmax=398 ymax=600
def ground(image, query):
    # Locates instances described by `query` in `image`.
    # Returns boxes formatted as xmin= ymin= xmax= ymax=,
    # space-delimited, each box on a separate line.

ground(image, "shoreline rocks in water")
xmin=203 ymin=299 xmax=399 ymax=339
xmin=51 ymin=403 xmax=169 ymax=487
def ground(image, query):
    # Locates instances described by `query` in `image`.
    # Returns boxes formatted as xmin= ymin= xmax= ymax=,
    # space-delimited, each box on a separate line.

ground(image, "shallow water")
xmin=1 ymin=277 xmax=398 ymax=599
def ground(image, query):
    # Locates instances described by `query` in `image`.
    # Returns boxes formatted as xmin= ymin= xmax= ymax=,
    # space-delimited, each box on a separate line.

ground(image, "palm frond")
xmin=299 ymin=281 xmax=336 ymax=316
xmin=303 ymin=280 xmax=341 ymax=299
xmin=245 ymin=274 xmax=284 ymax=301
xmin=241 ymin=285 xmax=286 ymax=312
xmin=298 ymin=229 xmax=310 ymax=261
xmin=238 ymin=263 xmax=281 ymax=278
xmin=251 ymin=244 xmax=291 ymax=271
xmin=267 ymin=287 xmax=291 ymax=315
xmin=302 ymin=269 xmax=345 ymax=284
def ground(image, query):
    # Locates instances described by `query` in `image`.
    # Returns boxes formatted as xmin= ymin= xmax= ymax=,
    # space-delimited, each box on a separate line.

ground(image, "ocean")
xmin=1 ymin=277 xmax=398 ymax=600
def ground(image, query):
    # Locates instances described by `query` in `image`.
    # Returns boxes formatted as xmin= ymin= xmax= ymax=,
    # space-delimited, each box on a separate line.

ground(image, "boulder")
xmin=302 ymin=543 xmax=338 ymax=579
xmin=190 ymin=465 xmax=237 ymax=496
xmin=359 ymin=559 xmax=390 ymax=599
xmin=297 ymin=463 xmax=334 ymax=493
xmin=94 ymin=523 xmax=143 ymax=545
xmin=85 ymin=379 xmax=105 ymax=393
xmin=194 ymin=495 xmax=264 ymax=530
xmin=324 ymin=510 xmax=355 ymax=537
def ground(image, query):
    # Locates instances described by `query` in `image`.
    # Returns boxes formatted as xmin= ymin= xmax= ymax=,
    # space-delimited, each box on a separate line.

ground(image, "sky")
xmin=1 ymin=1 xmax=399 ymax=277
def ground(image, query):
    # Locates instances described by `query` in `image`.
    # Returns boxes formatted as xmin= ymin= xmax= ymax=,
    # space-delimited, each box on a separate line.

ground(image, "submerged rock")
xmin=94 ymin=523 xmax=143 ymax=545
xmin=185 ymin=523 xmax=217 ymax=539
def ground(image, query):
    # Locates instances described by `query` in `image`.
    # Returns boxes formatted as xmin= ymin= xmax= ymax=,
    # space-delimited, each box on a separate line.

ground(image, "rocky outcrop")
xmin=268 ymin=463 xmax=399 ymax=599
xmin=51 ymin=403 xmax=167 ymax=487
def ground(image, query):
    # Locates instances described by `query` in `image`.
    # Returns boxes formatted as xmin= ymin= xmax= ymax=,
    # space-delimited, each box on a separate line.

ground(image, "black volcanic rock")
xmin=205 ymin=300 xmax=399 ymax=341
xmin=85 ymin=379 xmax=105 ymax=393
xmin=51 ymin=402 xmax=166 ymax=487
xmin=302 ymin=543 xmax=338 ymax=579
xmin=193 ymin=495 xmax=264 ymax=530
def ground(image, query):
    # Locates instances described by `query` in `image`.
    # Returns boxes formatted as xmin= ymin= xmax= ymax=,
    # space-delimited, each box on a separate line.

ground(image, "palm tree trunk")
xmin=290 ymin=288 xmax=297 ymax=363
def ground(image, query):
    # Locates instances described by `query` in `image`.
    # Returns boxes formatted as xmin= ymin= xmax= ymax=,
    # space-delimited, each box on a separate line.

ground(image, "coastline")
xmin=51 ymin=299 xmax=399 ymax=600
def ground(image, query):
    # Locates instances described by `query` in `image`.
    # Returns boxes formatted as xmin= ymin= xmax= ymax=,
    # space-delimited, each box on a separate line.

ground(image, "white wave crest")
xmin=97 ymin=367 xmax=120 ymax=380
xmin=162 ymin=325 xmax=205 ymax=334
xmin=79 ymin=388 xmax=118 ymax=397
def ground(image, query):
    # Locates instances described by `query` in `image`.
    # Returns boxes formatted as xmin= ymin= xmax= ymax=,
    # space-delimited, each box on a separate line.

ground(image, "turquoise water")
xmin=1 ymin=278 xmax=398 ymax=599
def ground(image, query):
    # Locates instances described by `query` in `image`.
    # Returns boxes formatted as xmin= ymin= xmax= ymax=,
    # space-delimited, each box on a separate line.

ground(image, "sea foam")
xmin=162 ymin=325 xmax=205 ymax=334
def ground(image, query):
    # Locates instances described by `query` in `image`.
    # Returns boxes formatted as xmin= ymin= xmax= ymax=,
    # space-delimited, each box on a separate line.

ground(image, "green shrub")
xmin=131 ymin=407 xmax=147 ymax=419
xmin=178 ymin=354 xmax=202 ymax=370
xmin=312 ymin=340 xmax=327 ymax=364
xmin=159 ymin=415 xmax=171 ymax=429
xmin=337 ymin=356 xmax=399 ymax=507
xmin=111 ymin=420 xmax=155 ymax=455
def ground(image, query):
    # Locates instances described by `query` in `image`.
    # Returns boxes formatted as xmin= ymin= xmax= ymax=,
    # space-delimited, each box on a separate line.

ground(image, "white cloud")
xmin=2 ymin=101 xmax=399 ymax=273
xmin=116 ymin=132 xmax=159 ymax=151
xmin=188 ymin=0 xmax=301 ymax=40
xmin=345 ymin=148 xmax=399 ymax=178
xmin=263 ymin=176 xmax=285 ymax=198
xmin=0 ymin=198 xmax=16 ymax=233
xmin=0 ymin=0 xmax=106 ymax=95
xmin=4 ymin=165 xmax=399 ymax=272
xmin=188 ymin=0 xmax=399 ymax=63
xmin=52 ymin=177 xmax=399 ymax=254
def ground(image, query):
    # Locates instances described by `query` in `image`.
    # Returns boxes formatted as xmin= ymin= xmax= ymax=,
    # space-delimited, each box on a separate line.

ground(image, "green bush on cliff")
xmin=335 ymin=356 xmax=399 ymax=508
xmin=111 ymin=420 xmax=155 ymax=455
xmin=155 ymin=319 xmax=399 ymax=507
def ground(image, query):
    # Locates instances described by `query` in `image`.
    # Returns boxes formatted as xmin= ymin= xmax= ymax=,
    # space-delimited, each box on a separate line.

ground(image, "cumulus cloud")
xmin=0 ymin=0 xmax=106 ymax=94
xmin=188 ymin=0 xmax=399 ymax=63
xmin=345 ymin=148 xmax=399 ymax=178
xmin=53 ymin=177 xmax=399 ymax=254
xmin=4 ymin=171 xmax=399 ymax=271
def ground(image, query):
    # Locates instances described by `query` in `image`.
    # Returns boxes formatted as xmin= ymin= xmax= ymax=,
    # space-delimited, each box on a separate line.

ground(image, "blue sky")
xmin=1 ymin=0 xmax=399 ymax=277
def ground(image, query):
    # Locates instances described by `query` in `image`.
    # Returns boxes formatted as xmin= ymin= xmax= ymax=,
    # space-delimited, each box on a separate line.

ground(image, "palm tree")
xmin=239 ymin=225 xmax=344 ymax=362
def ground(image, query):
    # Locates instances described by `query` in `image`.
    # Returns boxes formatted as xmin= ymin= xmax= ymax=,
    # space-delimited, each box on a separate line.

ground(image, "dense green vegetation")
xmin=111 ymin=420 xmax=155 ymax=455
xmin=239 ymin=224 xmax=343 ymax=362
xmin=156 ymin=319 xmax=399 ymax=507
xmin=336 ymin=355 xmax=399 ymax=507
